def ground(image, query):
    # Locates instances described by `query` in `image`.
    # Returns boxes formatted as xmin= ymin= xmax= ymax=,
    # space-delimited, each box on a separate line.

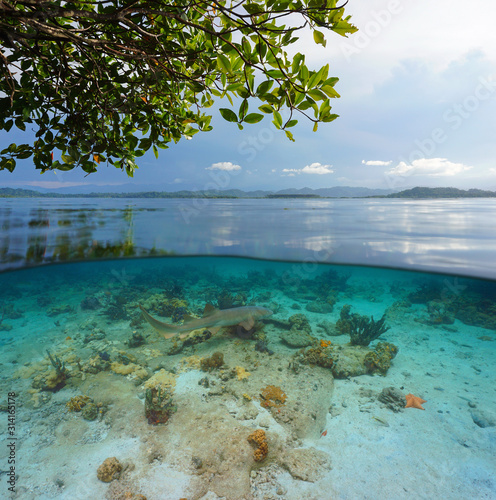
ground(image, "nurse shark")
xmin=139 ymin=303 xmax=273 ymax=339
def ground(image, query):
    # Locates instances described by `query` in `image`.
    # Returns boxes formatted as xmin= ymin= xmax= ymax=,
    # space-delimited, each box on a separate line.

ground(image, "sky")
xmin=1 ymin=0 xmax=496 ymax=192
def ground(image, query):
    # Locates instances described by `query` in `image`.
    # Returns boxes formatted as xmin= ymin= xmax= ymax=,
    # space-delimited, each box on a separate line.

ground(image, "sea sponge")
xmin=260 ymin=385 xmax=286 ymax=408
xmin=247 ymin=429 xmax=268 ymax=462
xmin=200 ymin=352 xmax=224 ymax=371
xmin=235 ymin=366 xmax=251 ymax=381
xmin=82 ymin=402 xmax=99 ymax=421
xmin=66 ymin=395 xmax=92 ymax=412
xmin=143 ymin=369 xmax=176 ymax=391
xmin=363 ymin=342 xmax=398 ymax=375
xmin=111 ymin=362 xmax=139 ymax=375
xmin=97 ymin=457 xmax=122 ymax=482
xmin=44 ymin=370 xmax=67 ymax=391
xmin=301 ymin=342 xmax=335 ymax=369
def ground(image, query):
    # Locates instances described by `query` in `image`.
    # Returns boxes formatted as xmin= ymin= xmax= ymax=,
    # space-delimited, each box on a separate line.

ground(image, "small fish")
xmin=372 ymin=416 xmax=390 ymax=427
xmin=321 ymin=430 xmax=327 ymax=437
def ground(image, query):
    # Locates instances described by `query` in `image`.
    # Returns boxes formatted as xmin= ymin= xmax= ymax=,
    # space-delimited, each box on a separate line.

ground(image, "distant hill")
xmin=0 ymin=187 xmax=238 ymax=198
xmin=275 ymin=186 xmax=395 ymax=197
xmin=0 ymin=185 xmax=396 ymax=198
xmin=386 ymin=187 xmax=496 ymax=198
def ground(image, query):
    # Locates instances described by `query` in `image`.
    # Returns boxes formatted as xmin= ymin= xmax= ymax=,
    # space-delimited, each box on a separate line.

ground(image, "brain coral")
xmin=96 ymin=457 xmax=122 ymax=482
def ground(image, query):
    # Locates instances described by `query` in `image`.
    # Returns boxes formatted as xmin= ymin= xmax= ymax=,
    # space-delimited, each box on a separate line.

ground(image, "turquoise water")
xmin=1 ymin=256 xmax=495 ymax=499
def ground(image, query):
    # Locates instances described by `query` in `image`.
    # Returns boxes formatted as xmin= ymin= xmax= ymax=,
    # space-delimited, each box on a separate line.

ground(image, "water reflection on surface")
xmin=0 ymin=198 xmax=495 ymax=279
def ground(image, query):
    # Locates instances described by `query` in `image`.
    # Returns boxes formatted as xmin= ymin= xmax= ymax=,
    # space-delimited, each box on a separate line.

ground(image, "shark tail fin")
xmin=139 ymin=305 xmax=179 ymax=337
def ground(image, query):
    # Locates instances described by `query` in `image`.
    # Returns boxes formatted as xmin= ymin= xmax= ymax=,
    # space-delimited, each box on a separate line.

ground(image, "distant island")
xmin=1 ymin=186 xmax=495 ymax=199
xmin=385 ymin=187 xmax=496 ymax=199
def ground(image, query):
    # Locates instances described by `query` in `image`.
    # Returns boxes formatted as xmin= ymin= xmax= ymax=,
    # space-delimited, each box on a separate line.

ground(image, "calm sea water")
xmin=1 ymin=197 xmax=496 ymax=278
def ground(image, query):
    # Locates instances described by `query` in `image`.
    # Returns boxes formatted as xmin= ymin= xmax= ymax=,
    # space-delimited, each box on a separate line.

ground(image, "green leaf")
xmin=239 ymin=99 xmax=249 ymax=120
xmin=17 ymin=150 xmax=32 ymax=160
xmin=292 ymin=53 xmax=304 ymax=73
xmin=285 ymin=130 xmax=295 ymax=141
xmin=257 ymin=80 xmax=273 ymax=95
xmin=244 ymin=113 xmax=264 ymax=124
xmin=241 ymin=37 xmax=251 ymax=56
xmin=266 ymin=69 xmax=284 ymax=79
xmin=258 ymin=104 xmax=273 ymax=114
xmin=313 ymin=30 xmax=327 ymax=47
xmin=323 ymin=77 xmax=339 ymax=87
xmin=233 ymin=57 xmax=245 ymax=72
xmin=1 ymin=158 xmax=16 ymax=172
xmin=297 ymin=100 xmax=313 ymax=111
xmin=322 ymin=113 xmax=339 ymax=123
xmin=272 ymin=110 xmax=283 ymax=129
xmin=321 ymin=85 xmax=341 ymax=98
xmin=61 ymin=153 xmax=75 ymax=164
xmin=307 ymin=89 xmax=327 ymax=101
xmin=217 ymin=54 xmax=232 ymax=73
xmin=15 ymin=119 xmax=27 ymax=131
xmin=219 ymin=108 xmax=238 ymax=123
xmin=153 ymin=145 xmax=159 ymax=159
xmin=243 ymin=3 xmax=263 ymax=14
xmin=332 ymin=20 xmax=359 ymax=37
xmin=299 ymin=65 xmax=309 ymax=86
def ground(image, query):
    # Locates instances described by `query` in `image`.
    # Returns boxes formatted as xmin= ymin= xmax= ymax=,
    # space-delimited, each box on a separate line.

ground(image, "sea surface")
xmin=1 ymin=198 xmax=496 ymax=499
xmin=1 ymin=197 xmax=496 ymax=278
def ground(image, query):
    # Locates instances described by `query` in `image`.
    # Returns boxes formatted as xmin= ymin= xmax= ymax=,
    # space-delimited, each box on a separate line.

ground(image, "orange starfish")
xmin=405 ymin=393 xmax=427 ymax=410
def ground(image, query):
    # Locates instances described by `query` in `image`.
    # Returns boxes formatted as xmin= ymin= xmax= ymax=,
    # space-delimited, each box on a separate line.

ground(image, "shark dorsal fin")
xmin=182 ymin=314 xmax=196 ymax=324
xmin=203 ymin=303 xmax=218 ymax=317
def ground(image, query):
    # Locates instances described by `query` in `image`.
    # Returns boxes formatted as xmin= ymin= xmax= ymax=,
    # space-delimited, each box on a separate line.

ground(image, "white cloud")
xmin=205 ymin=162 xmax=242 ymax=171
xmin=171 ymin=178 xmax=183 ymax=184
xmin=362 ymin=160 xmax=392 ymax=166
xmin=22 ymin=181 xmax=91 ymax=189
xmin=302 ymin=163 xmax=334 ymax=174
xmin=282 ymin=163 xmax=334 ymax=175
xmin=387 ymin=158 xmax=473 ymax=177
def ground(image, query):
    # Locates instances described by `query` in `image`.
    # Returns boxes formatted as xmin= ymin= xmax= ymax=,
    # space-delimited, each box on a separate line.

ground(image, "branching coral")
xmin=145 ymin=386 xmax=176 ymax=425
xmin=349 ymin=313 xmax=390 ymax=346
xmin=337 ymin=306 xmax=390 ymax=346
xmin=46 ymin=349 xmax=66 ymax=377
xmin=247 ymin=429 xmax=268 ymax=462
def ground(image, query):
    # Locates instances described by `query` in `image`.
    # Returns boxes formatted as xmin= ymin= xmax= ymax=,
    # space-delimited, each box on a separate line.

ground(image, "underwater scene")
xmin=1 ymin=256 xmax=495 ymax=500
